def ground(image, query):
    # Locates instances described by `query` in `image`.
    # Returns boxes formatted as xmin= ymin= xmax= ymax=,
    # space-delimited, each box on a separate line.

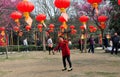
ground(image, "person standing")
xmin=54 ymin=36 xmax=73 ymax=71
xmin=78 ymin=38 xmax=84 ymax=53
xmin=47 ymin=36 xmax=54 ymax=55
xmin=23 ymin=38 xmax=29 ymax=52
xmin=111 ymin=33 xmax=119 ymax=55
xmin=88 ymin=35 xmax=95 ymax=53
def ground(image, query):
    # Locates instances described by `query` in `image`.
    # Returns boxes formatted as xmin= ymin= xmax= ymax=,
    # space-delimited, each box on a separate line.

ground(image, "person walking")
xmin=23 ymin=38 xmax=29 ymax=52
xmin=78 ymin=38 xmax=84 ymax=53
xmin=88 ymin=35 xmax=95 ymax=53
xmin=111 ymin=32 xmax=119 ymax=55
xmin=47 ymin=36 xmax=54 ymax=55
xmin=54 ymin=36 xmax=73 ymax=71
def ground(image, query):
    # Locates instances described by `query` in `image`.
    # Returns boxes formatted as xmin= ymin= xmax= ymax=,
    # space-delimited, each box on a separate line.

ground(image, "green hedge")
xmin=0 ymin=44 xmax=101 ymax=52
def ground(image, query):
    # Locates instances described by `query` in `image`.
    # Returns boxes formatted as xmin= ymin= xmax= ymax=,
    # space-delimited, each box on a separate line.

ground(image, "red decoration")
xmin=49 ymin=24 xmax=55 ymax=29
xmin=25 ymin=25 xmax=31 ymax=31
xmin=10 ymin=11 xmax=22 ymax=22
xmin=70 ymin=25 xmax=75 ymax=30
xmin=99 ymin=24 xmax=106 ymax=29
xmin=17 ymin=1 xmax=34 ymax=13
xmin=36 ymin=14 xmax=46 ymax=23
xmin=80 ymin=26 xmax=85 ymax=30
xmin=13 ymin=26 xmax=19 ymax=32
xmin=37 ymin=24 xmax=43 ymax=32
xmin=0 ymin=27 xmax=5 ymax=31
xmin=54 ymin=0 xmax=70 ymax=12
xmin=17 ymin=0 xmax=34 ymax=18
xmin=58 ymin=16 xmax=66 ymax=23
xmin=79 ymin=15 xmax=89 ymax=24
xmin=118 ymin=0 xmax=120 ymax=5
xmin=71 ymin=29 xmax=77 ymax=34
xmin=60 ymin=25 xmax=65 ymax=32
xmin=87 ymin=0 xmax=102 ymax=4
xmin=98 ymin=15 xmax=107 ymax=24
xmin=89 ymin=26 xmax=97 ymax=32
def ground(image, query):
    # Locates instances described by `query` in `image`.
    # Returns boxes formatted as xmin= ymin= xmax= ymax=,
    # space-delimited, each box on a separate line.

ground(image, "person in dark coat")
xmin=88 ymin=35 xmax=95 ymax=53
xmin=54 ymin=36 xmax=72 ymax=71
xmin=111 ymin=32 xmax=120 ymax=55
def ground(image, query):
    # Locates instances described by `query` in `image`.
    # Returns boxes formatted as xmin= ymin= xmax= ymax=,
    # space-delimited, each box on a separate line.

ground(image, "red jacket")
xmin=54 ymin=40 xmax=70 ymax=56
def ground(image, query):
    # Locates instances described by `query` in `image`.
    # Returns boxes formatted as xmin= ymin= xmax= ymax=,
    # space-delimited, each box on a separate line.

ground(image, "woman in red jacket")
xmin=54 ymin=36 xmax=72 ymax=71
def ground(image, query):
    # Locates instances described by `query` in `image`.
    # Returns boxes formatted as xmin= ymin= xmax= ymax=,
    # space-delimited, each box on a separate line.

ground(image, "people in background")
xmin=47 ymin=36 xmax=54 ymax=55
xmin=23 ymin=38 xmax=29 ymax=52
xmin=111 ymin=32 xmax=120 ymax=55
xmin=88 ymin=35 xmax=95 ymax=53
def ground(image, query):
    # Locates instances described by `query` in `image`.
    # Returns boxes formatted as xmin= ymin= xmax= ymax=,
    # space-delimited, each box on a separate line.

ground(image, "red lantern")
xmin=99 ymin=24 xmax=106 ymax=30
xmin=17 ymin=0 xmax=34 ymax=18
xmin=93 ymin=27 xmax=97 ymax=32
xmin=37 ymin=24 xmax=43 ymax=32
xmin=70 ymin=25 xmax=75 ymax=30
xmin=25 ymin=25 xmax=31 ymax=31
xmin=118 ymin=0 xmax=120 ymax=5
xmin=54 ymin=0 xmax=70 ymax=12
xmin=98 ymin=15 xmax=108 ymax=24
xmin=79 ymin=15 xmax=89 ymax=24
xmin=60 ymin=25 xmax=65 ymax=32
xmin=89 ymin=25 xmax=94 ymax=32
xmin=0 ymin=27 xmax=5 ymax=31
xmin=13 ymin=26 xmax=19 ymax=32
xmin=58 ymin=16 xmax=66 ymax=23
xmin=49 ymin=24 xmax=55 ymax=32
xmin=80 ymin=26 xmax=85 ymax=30
xmin=71 ymin=29 xmax=77 ymax=35
xmin=87 ymin=0 xmax=102 ymax=14
xmin=36 ymin=14 xmax=46 ymax=24
xmin=10 ymin=11 xmax=22 ymax=23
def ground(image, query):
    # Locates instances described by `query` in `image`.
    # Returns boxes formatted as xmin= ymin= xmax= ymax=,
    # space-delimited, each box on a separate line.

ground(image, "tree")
xmin=109 ymin=0 xmax=120 ymax=35
xmin=0 ymin=0 xmax=21 ymax=29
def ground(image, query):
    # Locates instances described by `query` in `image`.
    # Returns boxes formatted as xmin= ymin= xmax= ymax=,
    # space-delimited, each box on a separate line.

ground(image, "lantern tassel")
xmin=60 ymin=8 xmax=66 ymax=13
xmin=24 ymin=12 xmax=30 ymax=20
xmin=62 ymin=22 xmax=68 ymax=30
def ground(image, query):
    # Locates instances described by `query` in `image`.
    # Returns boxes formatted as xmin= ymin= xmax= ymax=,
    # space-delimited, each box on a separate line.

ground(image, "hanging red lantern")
xmin=0 ymin=27 xmax=5 ymax=31
xmin=70 ymin=25 xmax=75 ymax=30
xmin=93 ymin=27 xmax=97 ymax=32
xmin=54 ymin=0 xmax=70 ymax=12
xmin=98 ymin=15 xmax=108 ymax=25
xmin=80 ymin=26 xmax=85 ymax=31
xmin=87 ymin=0 xmax=102 ymax=14
xmin=71 ymin=29 xmax=77 ymax=35
xmin=13 ymin=26 xmax=19 ymax=32
xmin=37 ymin=24 xmax=43 ymax=32
xmin=58 ymin=16 xmax=67 ymax=29
xmin=58 ymin=16 xmax=66 ymax=23
xmin=36 ymin=14 xmax=46 ymax=24
xmin=60 ymin=25 xmax=65 ymax=32
xmin=10 ymin=11 xmax=22 ymax=23
xmin=79 ymin=15 xmax=89 ymax=25
xmin=49 ymin=24 xmax=55 ymax=32
xmin=89 ymin=25 xmax=94 ymax=32
xmin=118 ymin=0 xmax=120 ymax=5
xmin=25 ymin=25 xmax=31 ymax=31
xmin=17 ymin=0 xmax=34 ymax=19
xmin=99 ymin=24 xmax=106 ymax=30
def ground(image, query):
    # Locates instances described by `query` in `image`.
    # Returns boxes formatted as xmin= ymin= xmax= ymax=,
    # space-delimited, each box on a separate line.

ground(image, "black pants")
xmin=48 ymin=47 xmax=53 ymax=55
xmin=62 ymin=55 xmax=72 ymax=68
xmin=79 ymin=44 xmax=84 ymax=52
xmin=111 ymin=44 xmax=118 ymax=55
xmin=88 ymin=44 xmax=94 ymax=53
